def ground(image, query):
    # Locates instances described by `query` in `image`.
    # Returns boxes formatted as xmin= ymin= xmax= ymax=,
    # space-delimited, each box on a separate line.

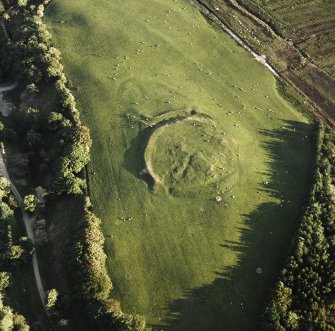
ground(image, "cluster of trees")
xmin=71 ymin=197 xmax=147 ymax=331
xmin=0 ymin=272 xmax=29 ymax=331
xmin=0 ymin=177 xmax=30 ymax=330
xmin=0 ymin=176 xmax=32 ymax=268
xmin=0 ymin=0 xmax=89 ymax=195
xmin=1 ymin=2 xmax=56 ymax=84
xmin=1 ymin=2 xmax=147 ymax=330
xmin=44 ymin=288 xmax=71 ymax=330
xmin=265 ymin=123 xmax=335 ymax=330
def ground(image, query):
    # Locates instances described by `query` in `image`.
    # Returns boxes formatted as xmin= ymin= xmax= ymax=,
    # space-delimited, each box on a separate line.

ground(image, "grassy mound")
xmin=46 ymin=0 xmax=314 ymax=329
xmin=145 ymin=117 xmax=237 ymax=196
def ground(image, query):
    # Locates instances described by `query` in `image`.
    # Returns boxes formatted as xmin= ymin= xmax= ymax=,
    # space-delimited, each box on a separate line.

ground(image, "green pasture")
xmin=46 ymin=0 xmax=314 ymax=329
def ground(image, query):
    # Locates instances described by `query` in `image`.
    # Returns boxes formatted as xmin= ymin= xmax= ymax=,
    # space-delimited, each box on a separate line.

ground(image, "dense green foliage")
xmin=72 ymin=197 xmax=146 ymax=331
xmin=0 ymin=294 xmax=28 ymax=331
xmin=0 ymin=177 xmax=30 ymax=330
xmin=265 ymin=123 xmax=335 ymax=330
xmin=0 ymin=1 xmax=89 ymax=195
xmin=0 ymin=176 xmax=28 ymax=268
xmin=23 ymin=195 xmax=37 ymax=213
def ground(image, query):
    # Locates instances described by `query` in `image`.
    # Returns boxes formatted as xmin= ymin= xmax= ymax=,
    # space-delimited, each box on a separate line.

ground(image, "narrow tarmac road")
xmin=0 ymin=84 xmax=47 ymax=308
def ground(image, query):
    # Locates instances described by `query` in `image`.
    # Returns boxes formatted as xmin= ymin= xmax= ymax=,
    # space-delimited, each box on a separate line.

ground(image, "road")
xmin=0 ymin=84 xmax=47 ymax=309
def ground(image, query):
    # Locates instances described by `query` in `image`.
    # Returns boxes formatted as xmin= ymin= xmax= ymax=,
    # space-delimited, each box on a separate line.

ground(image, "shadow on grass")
xmin=122 ymin=114 xmax=199 ymax=190
xmin=153 ymin=120 xmax=314 ymax=331
xmin=123 ymin=125 xmax=156 ymax=189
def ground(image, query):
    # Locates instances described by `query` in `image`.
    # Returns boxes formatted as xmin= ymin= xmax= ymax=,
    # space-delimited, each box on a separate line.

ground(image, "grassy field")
xmin=46 ymin=0 xmax=314 ymax=330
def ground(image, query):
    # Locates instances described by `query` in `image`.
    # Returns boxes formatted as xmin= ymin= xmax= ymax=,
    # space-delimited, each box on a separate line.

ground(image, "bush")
xmin=23 ymin=194 xmax=38 ymax=213
xmin=46 ymin=289 xmax=58 ymax=311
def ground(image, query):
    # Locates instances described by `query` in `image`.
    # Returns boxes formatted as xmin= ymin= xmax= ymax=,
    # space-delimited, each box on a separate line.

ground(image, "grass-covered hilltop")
xmin=0 ymin=0 xmax=334 ymax=330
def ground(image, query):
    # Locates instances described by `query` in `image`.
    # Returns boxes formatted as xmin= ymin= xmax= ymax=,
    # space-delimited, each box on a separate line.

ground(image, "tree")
xmin=46 ymin=289 xmax=58 ymax=311
xmin=13 ymin=313 xmax=29 ymax=331
xmin=265 ymin=124 xmax=335 ymax=330
xmin=17 ymin=0 xmax=27 ymax=7
xmin=19 ymin=237 xmax=34 ymax=255
xmin=0 ymin=295 xmax=29 ymax=331
xmin=26 ymin=83 xmax=38 ymax=93
xmin=0 ymin=273 xmax=10 ymax=291
xmin=0 ymin=299 xmax=14 ymax=331
xmin=0 ymin=178 xmax=10 ymax=199
xmin=6 ymin=245 xmax=24 ymax=262
xmin=24 ymin=107 xmax=40 ymax=129
xmin=0 ymin=202 xmax=13 ymax=221
xmin=48 ymin=112 xmax=72 ymax=137
xmin=23 ymin=194 xmax=37 ymax=213
xmin=50 ymin=157 xmax=86 ymax=195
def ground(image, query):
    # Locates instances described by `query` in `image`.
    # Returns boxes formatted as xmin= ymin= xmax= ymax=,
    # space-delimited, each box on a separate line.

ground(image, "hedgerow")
xmin=265 ymin=122 xmax=335 ymax=330
xmin=0 ymin=1 xmax=147 ymax=329
xmin=0 ymin=0 xmax=86 ymax=195
xmin=72 ymin=197 xmax=147 ymax=331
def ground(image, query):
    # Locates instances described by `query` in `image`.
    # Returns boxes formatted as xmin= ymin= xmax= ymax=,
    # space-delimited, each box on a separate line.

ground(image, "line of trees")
xmin=0 ymin=0 xmax=88 ymax=196
xmin=72 ymin=197 xmax=147 ymax=331
xmin=0 ymin=176 xmax=34 ymax=270
xmin=1 ymin=1 xmax=148 ymax=330
xmin=0 ymin=175 xmax=30 ymax=330
xmin=265 ymin=122 xmax=335 ymax=330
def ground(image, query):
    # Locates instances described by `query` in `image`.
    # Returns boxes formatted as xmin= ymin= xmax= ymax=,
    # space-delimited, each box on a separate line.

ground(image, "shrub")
xmin=46 ymin=289 xmax=58 ymax=311
xmin=23 ymin=194 xmax=38 ymax=213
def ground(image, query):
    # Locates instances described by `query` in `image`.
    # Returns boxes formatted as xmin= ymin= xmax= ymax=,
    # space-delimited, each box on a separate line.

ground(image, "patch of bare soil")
xmin=297 ymin=19 xmax=335 ymax=41
xmin=288 ymin=71 xmax=335 ymax=126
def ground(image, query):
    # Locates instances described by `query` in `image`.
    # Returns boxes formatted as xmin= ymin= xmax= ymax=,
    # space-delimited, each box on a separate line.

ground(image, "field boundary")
xmin=189 ymin=0 xmax=279 ymax=77
xmin=265 ymin=123 xmax=335 ymax=329
xmin=190 ymin=0 xmax=335 ymax=128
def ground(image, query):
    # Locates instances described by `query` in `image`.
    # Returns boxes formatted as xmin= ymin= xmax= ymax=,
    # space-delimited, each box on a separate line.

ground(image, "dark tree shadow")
xmin=151 ymin=120 xmax=315 ymax=331
xmin=122 ymin=114 xmax=200 ymax=190
xmin=122 ymin=124 xmax=155 ymax=189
